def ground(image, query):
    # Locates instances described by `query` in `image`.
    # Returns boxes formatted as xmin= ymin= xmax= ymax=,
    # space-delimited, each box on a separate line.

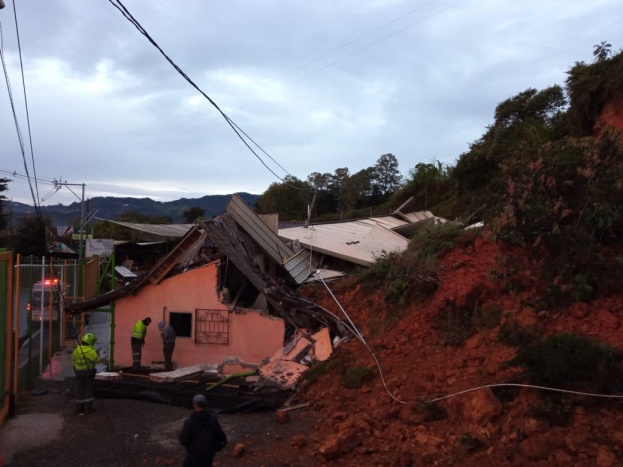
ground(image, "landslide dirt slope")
xmin=295 ymin=233 xmax=623 ymax=466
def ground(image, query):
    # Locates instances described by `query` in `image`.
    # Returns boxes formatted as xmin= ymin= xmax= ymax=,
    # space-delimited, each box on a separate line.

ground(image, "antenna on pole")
xmin=52 ymin=180 xmax=87 ymax=261
xmin=304 ymin=189 xmax=317 ymax=229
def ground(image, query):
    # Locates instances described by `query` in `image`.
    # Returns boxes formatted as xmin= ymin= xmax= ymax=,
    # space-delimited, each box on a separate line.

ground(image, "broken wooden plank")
xmin=280 ymin=402 xmax=310 ymax=412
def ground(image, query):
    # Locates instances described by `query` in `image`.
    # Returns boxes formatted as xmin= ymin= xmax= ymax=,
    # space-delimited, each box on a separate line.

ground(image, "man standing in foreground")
xmin=179 ymin=394 xmax=227 ymax=467
xmin=131 ymin=317 xmax=151 ymax=370
xmin=71 ymin=332 xmax=100 ymax=415
xmin=158 ymin=320 xmax=176 ymax=371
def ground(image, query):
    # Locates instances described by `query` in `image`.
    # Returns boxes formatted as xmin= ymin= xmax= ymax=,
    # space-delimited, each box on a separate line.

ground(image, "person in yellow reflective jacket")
xmin=71 ymin=333 xmax=101 ymax=415
xmin=131 ymin=317 xmax=151 ymax=370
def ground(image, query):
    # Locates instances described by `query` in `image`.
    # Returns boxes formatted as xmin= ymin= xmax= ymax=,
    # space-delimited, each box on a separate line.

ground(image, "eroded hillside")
xmin=295 ymin=232 xmax=623 ymax=466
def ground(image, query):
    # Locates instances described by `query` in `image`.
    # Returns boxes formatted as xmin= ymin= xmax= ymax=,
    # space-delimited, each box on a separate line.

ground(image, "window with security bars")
xmin=195 ymin=309 xmax=229 ymax=344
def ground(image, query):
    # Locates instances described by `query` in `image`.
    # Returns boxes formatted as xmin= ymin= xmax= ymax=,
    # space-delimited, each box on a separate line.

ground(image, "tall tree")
xmin=593 ymin=41 xmax=612 ymax=62
xmin=372 ymin=153 xmax=402 ymax=200
xmin=341 ymin=168 xmax=375 ymax=211
xmin=306 ymin=172 xmax=338 ymax=216
xmin=329 ymin=168 xmax=351 ymax=212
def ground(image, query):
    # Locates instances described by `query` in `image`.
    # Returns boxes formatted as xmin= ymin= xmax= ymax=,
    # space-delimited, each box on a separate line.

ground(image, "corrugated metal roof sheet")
xmin=278 ymin=221 xmax=409 ymax=266
xmin=284 ymin=249 xmax=318 ymax=284
xmin=97 ymin=220 xmax=195 ymax=238
xmin=401 ymin=211 xmax=435 ymax=223
xmin=364 ymin=215 xmax=409 ymax=230
xmin=225 ymin=193 xmax=295 ymax=265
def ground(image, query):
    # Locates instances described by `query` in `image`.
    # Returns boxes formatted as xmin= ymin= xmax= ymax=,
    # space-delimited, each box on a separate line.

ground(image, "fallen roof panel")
xmin=278 ymin=221 xmax=409 ymax=266
xmin=96 ymin=220 xmax=195 ymax=238
xmin=225 ymin=193 xmax=295 ymax=264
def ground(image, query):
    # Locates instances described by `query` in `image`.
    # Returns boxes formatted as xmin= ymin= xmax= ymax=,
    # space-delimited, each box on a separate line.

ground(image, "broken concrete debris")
xmin=258 ymin=326 xmax=334 ymax=390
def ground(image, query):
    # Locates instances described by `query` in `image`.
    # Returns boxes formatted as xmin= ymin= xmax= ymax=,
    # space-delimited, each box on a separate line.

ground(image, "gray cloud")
xmin=1 ymin=0 xmax=622 ymax=207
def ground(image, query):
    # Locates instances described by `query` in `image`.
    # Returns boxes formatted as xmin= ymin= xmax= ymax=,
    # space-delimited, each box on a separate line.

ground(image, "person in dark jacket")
xmin=179 ymin=394 xmax=227 ymax=467
xmin=157 ymin=320 xmax=176 ymax=371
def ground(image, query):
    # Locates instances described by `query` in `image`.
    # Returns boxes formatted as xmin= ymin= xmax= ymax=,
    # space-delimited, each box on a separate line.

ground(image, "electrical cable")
xmin=11 ymin=0 xmax=40 ymax=209
xmin=107 ymin=0 xmax=293 ymax=187
xmin=315 ymin=270 xmax=406 ymax=404
xmin=425 ymin=383 xmax=623 ymax=403
xmin=278 ymin=3 xmax=458 ymax=91
xmin=265 ymin=0 xmax=443 ymax=85
xmin=0 ymin=22 xmax=40 ymax=217
xmin=315 ymin=272 xmax=623 ymax=405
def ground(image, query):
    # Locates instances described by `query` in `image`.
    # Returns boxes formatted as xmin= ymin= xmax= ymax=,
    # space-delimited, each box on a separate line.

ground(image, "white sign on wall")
xmin=86 ymin=239 xmax=114 ymax=257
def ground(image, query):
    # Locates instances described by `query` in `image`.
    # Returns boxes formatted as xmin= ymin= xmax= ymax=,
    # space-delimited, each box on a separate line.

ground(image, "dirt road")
xmin=0 ymin=378 xmax=318 ymax=467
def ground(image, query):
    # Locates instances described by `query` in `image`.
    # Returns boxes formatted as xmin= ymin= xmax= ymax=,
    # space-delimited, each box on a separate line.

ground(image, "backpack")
xmin=196 ymin=413 xmax=227 ymax=455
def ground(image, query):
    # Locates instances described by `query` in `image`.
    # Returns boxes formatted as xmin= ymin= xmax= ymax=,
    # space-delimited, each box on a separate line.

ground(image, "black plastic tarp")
xmin=94 ymin=373 xmax=289 ymax=413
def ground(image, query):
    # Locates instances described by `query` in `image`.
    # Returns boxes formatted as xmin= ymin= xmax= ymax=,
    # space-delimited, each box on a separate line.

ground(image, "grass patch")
xmin=303 ymin=360 xmax=337 ymax=385
xmin=358 ymin=223 xmax=461 ymax=311
xmin=341 ymin=366 xmax=374 ymax=389
xmin=418 ymin=400 xmax=447 ymax=421
xmin=506 ymin=332 xmax=623 ymax=394
xmin=497 ymin=318 xmax=539 ymax=347
xmin=436 ymin=301 xmax=502 ymax=346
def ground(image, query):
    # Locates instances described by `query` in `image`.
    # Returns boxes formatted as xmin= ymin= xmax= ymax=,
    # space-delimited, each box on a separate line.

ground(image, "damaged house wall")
xmin=113 ymin=261 xmax=285 ymax=373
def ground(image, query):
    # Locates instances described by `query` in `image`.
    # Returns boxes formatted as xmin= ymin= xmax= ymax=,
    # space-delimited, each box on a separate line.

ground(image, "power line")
xmin=108 ymin=0 xmax=292 ymax=187
xmin=280 ymin=3 xmax=458 ymax=90
xmin=0 ymin=21 xmax=40 ymax=217
xmin=11 ymin=0 xmax=40 ymax=208
xmin=96 ymin=1 xmax=450 ymax=175
xmin=0 ymin=167 xmax=58 ymax=185
xmin=250 ymin=0 xmax=444 ymax=89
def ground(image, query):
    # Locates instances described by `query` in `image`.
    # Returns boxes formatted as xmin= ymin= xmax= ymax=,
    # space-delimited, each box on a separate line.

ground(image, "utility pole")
xmin=79 ymin=183 xmax=85 ymax=261
xmin=53 ymin=181 xmax=87 ymax=261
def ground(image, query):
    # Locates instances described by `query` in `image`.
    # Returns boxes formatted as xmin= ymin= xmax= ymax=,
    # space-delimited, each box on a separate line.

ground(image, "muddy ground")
xmin=1 ymin=378 xmax=318 ymax=467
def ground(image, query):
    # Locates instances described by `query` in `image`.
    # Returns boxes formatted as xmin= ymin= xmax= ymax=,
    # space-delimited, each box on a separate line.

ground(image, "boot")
xmin=76 ymin=403 xmax=85 ymax=415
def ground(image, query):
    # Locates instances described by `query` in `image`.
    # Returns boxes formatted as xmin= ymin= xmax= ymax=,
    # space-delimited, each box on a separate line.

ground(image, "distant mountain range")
xmin=6 ymin=193 xmax=261 ymax=226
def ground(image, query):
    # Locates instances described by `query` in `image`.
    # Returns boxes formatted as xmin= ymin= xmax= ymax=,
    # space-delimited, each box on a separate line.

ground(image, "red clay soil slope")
xmin=295 ymin=234 xmax=623 ymax=466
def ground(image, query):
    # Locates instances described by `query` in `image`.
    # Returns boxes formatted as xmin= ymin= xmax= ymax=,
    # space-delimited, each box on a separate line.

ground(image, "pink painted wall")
xmin=113 ymin=261 xmax=285 ymax=372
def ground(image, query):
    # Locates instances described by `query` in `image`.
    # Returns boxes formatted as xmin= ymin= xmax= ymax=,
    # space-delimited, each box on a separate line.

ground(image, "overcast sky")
xmin=1 ymin=0 xmax=621 ymax=206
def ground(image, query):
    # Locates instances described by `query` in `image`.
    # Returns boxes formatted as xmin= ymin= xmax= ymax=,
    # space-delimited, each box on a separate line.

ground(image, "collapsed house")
xmin=66 ymin=194 xmax=447 ymax=408
xmin=66 ymin=194 xmax=347 ymax=401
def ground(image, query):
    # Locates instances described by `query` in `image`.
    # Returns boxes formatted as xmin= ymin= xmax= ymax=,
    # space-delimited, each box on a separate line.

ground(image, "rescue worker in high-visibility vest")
xmin=71 ymin=333 xmax=101 ymax=415
xmin=131 ymin=317 xmax=151 ymax=370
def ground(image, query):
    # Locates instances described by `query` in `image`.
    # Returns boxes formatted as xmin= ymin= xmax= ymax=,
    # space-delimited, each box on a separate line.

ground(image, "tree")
xmin=256 ymin=176 xmax=312 ymax=221
xmin=341 ymin=168 xmax=375 ymax=211
xmin=396 ymin=160 xmax=450 ymax=209
xmin=15 ymin=214 xmax=51 ymax=257
xmin=306 ymin=172 xmax=338 ymax=216
xmin=593 ymin=41 xmax=612 ymax=62
xmin=372 ymin=153 xmax=402 ymax=201
xmin=182 ymin=206 xmax=205 ymax=223
xmin=0 ymin=177 xmax=10 ymax=230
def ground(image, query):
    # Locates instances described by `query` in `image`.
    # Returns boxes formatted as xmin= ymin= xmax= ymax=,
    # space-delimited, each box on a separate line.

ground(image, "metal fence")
xmin=13 ymin=256 xmax=99 ymax=382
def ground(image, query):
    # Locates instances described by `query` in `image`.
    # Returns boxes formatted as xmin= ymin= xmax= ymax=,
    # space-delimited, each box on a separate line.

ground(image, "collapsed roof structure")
xmin=66 ymin=194 xmax=448 ymax=409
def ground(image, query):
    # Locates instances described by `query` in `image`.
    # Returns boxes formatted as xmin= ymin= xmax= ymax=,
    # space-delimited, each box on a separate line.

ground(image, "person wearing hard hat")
xmin=71 ymin=333 xmax=101 ymax=415
xmin=158 ymin=320 xmax=176 ymax=371
xmin=131 ymin=317 xmax=151 ymax=370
